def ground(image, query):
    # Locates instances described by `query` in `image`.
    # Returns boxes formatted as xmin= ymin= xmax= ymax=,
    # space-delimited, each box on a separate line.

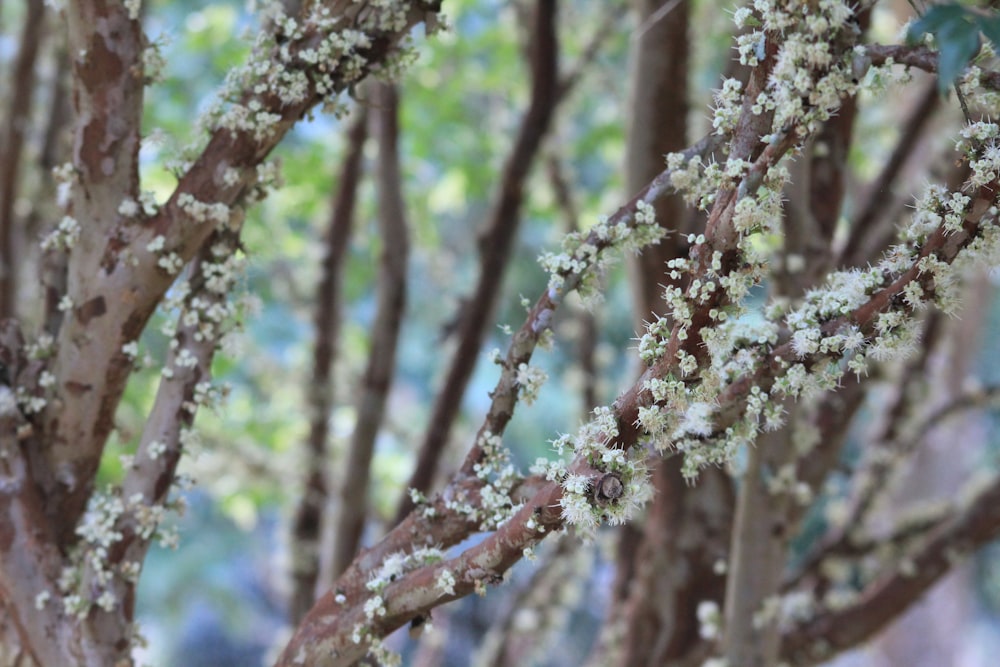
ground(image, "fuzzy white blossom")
xmin=515 ymin=363 xmax=547 ymax=405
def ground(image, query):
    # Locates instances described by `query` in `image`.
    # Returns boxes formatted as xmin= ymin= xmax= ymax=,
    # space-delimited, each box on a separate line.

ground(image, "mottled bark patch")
xmin=76 ymin=296 xmax=106 ymax=325
xmin=64 ymin=381 xmax=93 ymax=396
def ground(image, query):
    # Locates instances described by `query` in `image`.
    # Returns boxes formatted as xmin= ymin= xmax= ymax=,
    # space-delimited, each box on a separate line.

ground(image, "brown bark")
xmin=78 ymin=227 xmax=244 ymax=665
xmin=0 ymin=0 xmax=45 ymax=320
xmin=781 ymin=473 xmax=1000 ymax=666
xmin=626 ymin=0 xmax=692 ymax=322
xmin=330 ymin=82 xmax=410 ymax=579
xmin=289 ymin=107 xmax=369 ymax=623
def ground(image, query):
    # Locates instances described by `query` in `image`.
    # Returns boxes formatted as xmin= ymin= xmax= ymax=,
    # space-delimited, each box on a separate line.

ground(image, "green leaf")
xmin=906 ymin=3 xmax=982 ymax=94
xmin=907 ymin=4 xmax=969 ymax=43
xmin=936 ymin=15 xmax=981 ymax=94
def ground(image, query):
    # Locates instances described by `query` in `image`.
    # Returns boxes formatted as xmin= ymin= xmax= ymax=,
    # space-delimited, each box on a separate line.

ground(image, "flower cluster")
xmin=195 ymin=0 xmax=424 ymax=150
xmin=539 ymin=199 xmax=665 ymax=305
xmin=515 ymin=363 xmax=547 ymax=406
xmin=40 ymin=216 xmax=81 ymax=252
xmin=177 ymin=192 xmax=232 ymax=226
xmin=365 ymin=546 xmax=446 ymax=595
xmin=159 ymin=241 xmax=247 ymax=362
xmin=459 ymin=431 xmax=523 ymax=530
xmin=553 ymin=407 xmax=652 ymax=533
xmin=59 ymin=488 xmax=181 ymax=620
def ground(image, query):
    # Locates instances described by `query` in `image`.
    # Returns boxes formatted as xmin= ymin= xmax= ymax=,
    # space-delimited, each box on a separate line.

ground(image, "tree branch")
xmin=289 ymin=105 xmax=368 ymax=623
xmin=283 ymin=128 xmax=722 ymax=661
xmin=70 ymin=227 xmax=246 ymax=665
xmin=781 ymin=473 xmax=1000 ymax=666
xmin=865 ymin=44 xmax=1000 ymax=90
xmin=330 ymin=82 xmax=410 ymax=578
xmin=0 ymin=0 xmax=46 ymax=320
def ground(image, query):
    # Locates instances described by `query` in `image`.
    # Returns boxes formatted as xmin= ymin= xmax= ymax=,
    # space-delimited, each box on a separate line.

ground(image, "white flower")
xmin=435 ymin=569 xmax=457 ymax=596
xmin=515 ymin=363 xmax=547 ymax=405
xmin=697 ymin=600 xmax=721 ymax=639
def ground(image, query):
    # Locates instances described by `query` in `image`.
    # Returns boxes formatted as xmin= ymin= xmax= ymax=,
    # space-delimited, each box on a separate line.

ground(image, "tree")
xmin=3 ymin=0 xmax=1000 ymax=665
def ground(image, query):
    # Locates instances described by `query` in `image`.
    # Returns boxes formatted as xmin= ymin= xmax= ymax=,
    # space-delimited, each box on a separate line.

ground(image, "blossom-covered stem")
xmin=37 ymin=0 xmax=147 ymax=541
xmin=316 ymin=131 xmax=717 ymax=620
xmin=396 ymin=0 xmax=561 ymax=523
xmin=653 ymin=168 xmax=998 ymax=457
xmin=611 ymin=126 xmax=800 ymax=447
xmin=865 ymin=44 xmax=1000 ymax=91
xmin=290 ymin=105 xmax=368 ymax=621
xmin=330 ymin=82 xmax=410 ymax=579
xmin=453 ymin=134 xmax=721 ymax=483
xmin=277 ymin=475 xmax=570 ymax=666
xmin=68 ymin=228 xmax=245 ymax=664
xmin=39 ymin=0 xmax=442 ymax=547
xmin=459 ymin=159 xmax=709 ymax=482
xmin=780 ymin=473 xmax=1000 ymax=666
